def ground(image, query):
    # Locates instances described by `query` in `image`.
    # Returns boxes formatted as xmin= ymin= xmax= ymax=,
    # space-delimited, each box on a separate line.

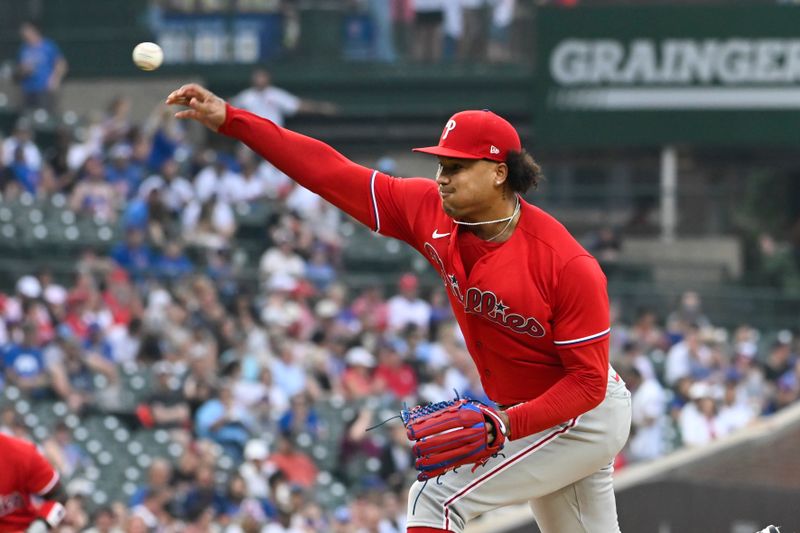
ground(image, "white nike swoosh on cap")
xmin=432 ymin=230 xmax=451 ymax=239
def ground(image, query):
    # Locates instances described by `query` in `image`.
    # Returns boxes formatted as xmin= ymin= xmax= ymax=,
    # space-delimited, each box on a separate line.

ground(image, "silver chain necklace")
xmin=454 ymin=196 xmax=520 ymax=242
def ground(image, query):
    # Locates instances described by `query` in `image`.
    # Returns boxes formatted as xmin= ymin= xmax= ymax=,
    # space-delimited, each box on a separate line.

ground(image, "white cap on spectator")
xmin=346 ymin=347 xmax=376 ymax=368
xmin=109 ymin=143 xmax=133 ymax=160
xmin=16 ymin=276 xmax=42 ymax=298
xmin=244 ymin=439 xmax=269 ymax=461
xmin=315 ymin=299 xmax=339 ymax=319
xmin=44 ymin=285 xmax=67 ymax=306
xmin=66 ymin=478 xmax=94 ymax=497
xmin=689 ymin=381 xmax=717 ymax=401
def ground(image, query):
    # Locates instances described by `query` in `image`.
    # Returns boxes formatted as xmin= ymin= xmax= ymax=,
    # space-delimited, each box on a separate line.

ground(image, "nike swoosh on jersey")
xmin=432 ymin=230 xmax=451 ymax=239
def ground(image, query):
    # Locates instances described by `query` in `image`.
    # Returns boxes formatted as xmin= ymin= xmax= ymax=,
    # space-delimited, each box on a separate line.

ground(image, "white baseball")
xmin=132 ymin=42 xmax=163 ymax=71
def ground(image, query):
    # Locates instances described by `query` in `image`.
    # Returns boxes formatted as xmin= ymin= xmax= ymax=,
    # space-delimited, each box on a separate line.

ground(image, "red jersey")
xmin=220 ymin=105 xmax=611 ymax=439
xmin=0 ymin=433 xmax=60 ymax=532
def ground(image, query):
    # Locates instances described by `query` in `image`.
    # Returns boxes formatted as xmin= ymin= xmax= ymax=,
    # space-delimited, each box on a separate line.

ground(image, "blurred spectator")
xmin=386 ymin=273 xmax=431 ymax=335
xmin=182 ymin=465 xmax=228 ymax=521
xmin=232 ymin=68 xmax=337 ymax=128
xmin=14 ymin=20 xmax=68 ymax=113
xmin=225 ymin=151 xmax=269 ymax=204
xmin=341 ymin=346 xmax=376 ymax=400
xmin=143 ymin=104 xmax=187 ymax=173
xmin=459 ymin=0 xmax=487 ymax=62
xmin=106 ymin=143 xmax=143 ymax=200
xmin=69 ymin=155 xmax=118 ymax=221
xmin=259 ymin=229 xmax=306 ymax=288
xmin=3 ymin=321 xmax=49 ymax=397
xmin=110 ymin=227 xmax=154 ymax=281
xmin=240 ymin=439 xmax=271 ymax=500
xmin=182 ymin=194 xmax=237 ymax=249
xmin=47 ymin=323 xmax=117 ymax=412
xmin=761 ymin=333 xmax=795 ymax=383
xmin=155 ymin=241 xmax=194 ymax=282
xmin=378 ymin=423 xmax=414 ymax=493
xmin=101 ymin=96 xmax=133 ymax=147
xmin=679 ymin=381 xmax=722 ymax=447
xmin=265 ymin=434 xmax=318 ymax=490
xmin=585 ymin=225 xmax=622 ymax=263
xmin=269 ymin=340 xmax=307 ymax=399
xmin=130 ymin=488 xmax=170 ymax=531
xmin=304 ymin=247 xmax=336 ymax=292
xmin=194 ymin=150 xmax=239 ymax=203
xmin=82 ymin=505 xmax=123 ymax=533
xmin=716 ymin=375 xmax=756 ymax=436
xmin=756 ymin=233 xmax=800 ymax=293
xmin=3 ymin=144 xmax=40 ymax=195
xmin=412 ymin=0 xmax=445 ymax=62
xmin=138 ymin=157 xmax=194 ymax=214
xmin=1 ymin=119 xmax=42 ymax=171
xmin=368 ymin=0 xmax=397 ymax=62
xmin=373 ymin=341 xmax=418 ymax=401
xmin=129 ymin=458 xmax=174 ymax=507
xmin=278 ymin=392 xmax=321 ymax=439
xmin=664 ymin=324 xmax=713 ymax=386
xmin=487 ymin=0 xmax=516 ymax=63
xmin=666 ymin=291 xmax=712 ymax=339
xmin=195 ymin=382 xmax=254 ymax=460
xmin=623 ymin=366 xmax=667 ymax=462
xmin=42 ymin=422 xmax=90 ymax=478
xmin=135 ymin=361 xmax=192 ymax=431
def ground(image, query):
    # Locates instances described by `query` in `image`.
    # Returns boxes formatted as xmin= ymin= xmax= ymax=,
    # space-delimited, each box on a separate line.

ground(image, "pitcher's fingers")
xmin=174 ymin=109 xmax=201 ymax=120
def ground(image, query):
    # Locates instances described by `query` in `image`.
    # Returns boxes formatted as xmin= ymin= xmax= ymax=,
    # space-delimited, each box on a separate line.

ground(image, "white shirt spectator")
xmin=222 ymin=171 xmax=267 ymax=204
xmin=194 ymin=164 xmax=242 ymax=203
xmin=2 ymin=136 xmax=42 ymax=170
xmin=629 ymin=378 xmax=667 ymax=462
xmin=233 ymin=86 xmax=300 ymax=127
xmin=138 ymin=174 xmax=194 ymax=212
xmin=664 ymin=337 xmax=712 ymax=386
xmin=679 ymin=401 xmax=720 ymax=447
xmin=387 ymin=295 xmax=431 ymax=334
xmin=181 ymin=199 xmax=236 ymax=248
xmin=259 ymin=246 xmax=306 ymax=284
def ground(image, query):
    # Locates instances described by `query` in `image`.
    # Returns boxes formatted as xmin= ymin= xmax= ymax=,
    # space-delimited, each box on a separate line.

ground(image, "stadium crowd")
xmin=1 ymin=93 xmax=800 ymax=532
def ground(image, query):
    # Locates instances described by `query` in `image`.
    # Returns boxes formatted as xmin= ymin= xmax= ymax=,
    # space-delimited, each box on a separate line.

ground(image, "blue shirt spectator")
xmin=16 ymin=21 xmax=67 ymax=110
xmin=111 ymin=227 xmax=154 ymax=280
xmin=3 ymin=342 xmax=45 ymax=380
xmin=155 ymin=242 xmax=194 ymax=282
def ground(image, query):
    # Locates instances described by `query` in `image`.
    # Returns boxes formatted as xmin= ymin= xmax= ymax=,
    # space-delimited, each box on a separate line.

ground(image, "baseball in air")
xmin=132 ymin=42 xmax=163 ymax=71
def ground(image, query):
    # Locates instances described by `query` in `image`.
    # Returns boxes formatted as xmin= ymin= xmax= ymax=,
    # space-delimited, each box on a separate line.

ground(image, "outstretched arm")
xmin=166 ymin=84 xmax=377 ymax=228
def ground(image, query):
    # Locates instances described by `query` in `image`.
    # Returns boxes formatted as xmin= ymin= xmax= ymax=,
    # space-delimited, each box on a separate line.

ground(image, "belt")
xmin=496 ymin=402 xmax=521 ymax=411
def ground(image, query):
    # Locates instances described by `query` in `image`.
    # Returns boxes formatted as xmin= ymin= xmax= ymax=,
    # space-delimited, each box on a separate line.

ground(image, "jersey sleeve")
xmin=370 ymin=175 xmax=438 ymax=245
xmin=552 ymin=255 xmax=611 ymax=347
xmin=25 ymin=443 xmax=59 ymax=495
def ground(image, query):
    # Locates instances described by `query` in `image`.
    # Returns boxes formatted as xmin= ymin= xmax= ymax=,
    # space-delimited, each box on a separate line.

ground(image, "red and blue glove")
xmin=402 ymin=397 xmax=507 ymax=481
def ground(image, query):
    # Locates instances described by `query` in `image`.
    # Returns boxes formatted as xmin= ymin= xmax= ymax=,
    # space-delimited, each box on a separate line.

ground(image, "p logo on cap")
xmin=442 ymin=119 xmax=457 ymax=140
xmin=413 ymin=110 xmax=521 ymax=163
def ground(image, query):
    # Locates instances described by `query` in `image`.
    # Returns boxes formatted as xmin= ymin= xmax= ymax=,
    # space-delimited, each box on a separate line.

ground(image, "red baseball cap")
xmin=413 ymin=110 xmax=521 ymax=162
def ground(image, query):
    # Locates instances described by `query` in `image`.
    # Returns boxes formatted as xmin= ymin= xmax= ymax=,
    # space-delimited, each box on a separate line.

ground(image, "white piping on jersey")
xmin=553 ymin=327 xmax=612 ymax=346
xmin=440 ymin=417 xmax=580 ymax=531
xmin=369 ymin=170 xmax=380 ymax=233
xmin=38 ymin=470 xmax=60 ymax=495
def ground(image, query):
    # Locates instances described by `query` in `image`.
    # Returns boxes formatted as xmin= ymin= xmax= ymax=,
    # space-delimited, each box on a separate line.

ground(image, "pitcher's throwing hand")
xmin=166 ymin=83 xmax=227 ymax=131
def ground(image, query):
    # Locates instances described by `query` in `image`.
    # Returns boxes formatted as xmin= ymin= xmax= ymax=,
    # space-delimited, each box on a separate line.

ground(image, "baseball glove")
xmin=401 ymin=397 xmax=507 ymax=481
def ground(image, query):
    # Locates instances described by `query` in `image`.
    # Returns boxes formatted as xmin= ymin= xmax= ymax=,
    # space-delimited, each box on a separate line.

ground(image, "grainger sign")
xmin=535 ymin=6 xmax=800 ymax=147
